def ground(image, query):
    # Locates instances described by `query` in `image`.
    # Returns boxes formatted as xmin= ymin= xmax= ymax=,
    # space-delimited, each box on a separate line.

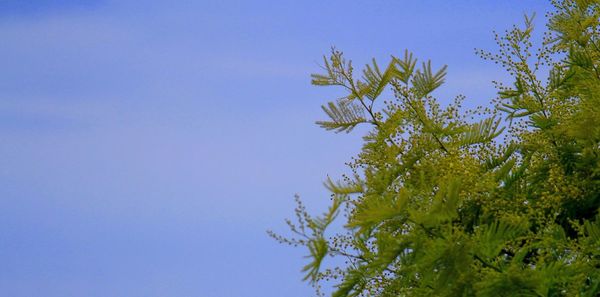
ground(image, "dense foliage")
xmin=269 ymin=1 xmax=600 ymax=296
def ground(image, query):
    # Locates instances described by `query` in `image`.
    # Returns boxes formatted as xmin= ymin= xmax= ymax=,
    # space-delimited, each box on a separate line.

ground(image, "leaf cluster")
xmin=271 ymin=1 xmax=600 ymax=296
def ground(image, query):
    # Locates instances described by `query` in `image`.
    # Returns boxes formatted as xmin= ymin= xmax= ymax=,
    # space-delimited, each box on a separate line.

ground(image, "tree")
xmin=269 ymin=1 xmax=600 ymax=296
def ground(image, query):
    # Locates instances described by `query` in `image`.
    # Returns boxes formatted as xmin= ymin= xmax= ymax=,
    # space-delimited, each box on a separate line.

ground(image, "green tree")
xmin=269 ymin=1 xmax=600 ymax=296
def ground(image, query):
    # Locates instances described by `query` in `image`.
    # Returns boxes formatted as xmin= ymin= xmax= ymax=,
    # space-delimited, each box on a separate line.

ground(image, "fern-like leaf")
xmin=421 ymin=178 xmax=461 ymax=227
xmin=484 ymin=143 xmax=519 ymax=170
xmin=392 ymin=50 xmax=417 ymax=83
xmin=324 ymin=176 xmax=364 ymax=195
xmin=333 ymin=268 xmax=365 ymax=297
xmin=475 ymin=219 xmax=528 ymax=259
xmin=311 ymin=49 xmax=352 ymax=87
xmin=302 ymin=237 xmax=329 ymax=282
xmin=302 ymin=196 xmax=344 ymax=283
xmin=583 ymin=217 xmax=600 ymax=245
xmin=348 ymin=190 xmax=409 ymax=231
xmin=316 ymin=100 xmax=368 ymax=133
xmin=360 ymin=59 xmax=397 ymax=101
xmin=412 ymin=61 xmax=447 ymax=98
xmin=455 ymin=117 xmax=505 ymax=147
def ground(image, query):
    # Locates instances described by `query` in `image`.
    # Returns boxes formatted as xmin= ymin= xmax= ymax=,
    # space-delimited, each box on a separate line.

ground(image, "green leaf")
xmin=324 ymin=176 xmax=364 ymax=195
xmin=348 ymin=190 xmax=409 ymax=231
xmin=412 ymin=61 xmax=447 ymax=97
xmin=333 ymin=268 xmax=365 ymax=297
xmin=392 ymin=50 xmax=417 ymax=83
xmin=475 ymin=219 xmax=528 ymax=259
xmin=418 ymin=178 xmax=461 ymax=227
xmin=360 ymin=58 xmax=397 ymax=101
xmin=454 ymin=117 xmax=505 ymax=147
xmin=485 ymin=143 xmax=519 ymax=170
xmin=302 ymin=237 xmax=329 ymax=282
xmin=316 ymin=100 xmax=368 ymax=133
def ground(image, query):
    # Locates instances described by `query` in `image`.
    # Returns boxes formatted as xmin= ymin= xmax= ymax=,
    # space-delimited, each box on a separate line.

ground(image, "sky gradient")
xmin=1 ymin=1 xmax=553 ymax=296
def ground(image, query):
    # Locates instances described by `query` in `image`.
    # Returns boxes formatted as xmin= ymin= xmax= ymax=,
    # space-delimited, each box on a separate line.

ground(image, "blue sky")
xmin=0 ymin=1 xmax=552 ymax=296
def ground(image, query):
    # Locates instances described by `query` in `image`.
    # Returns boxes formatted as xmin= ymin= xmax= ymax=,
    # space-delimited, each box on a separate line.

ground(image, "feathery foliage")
xmin=317 ymin=100 xmax=368 ymax=133
xmin=270 ymin=1 xmax=600 ymax=296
